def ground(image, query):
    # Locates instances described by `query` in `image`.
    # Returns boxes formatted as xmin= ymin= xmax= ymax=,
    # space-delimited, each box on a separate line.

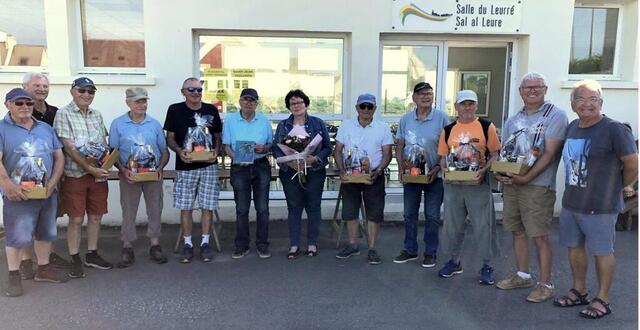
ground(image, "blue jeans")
xmin=280 ymin=168 xmax=326 ymax=247
xmin=403 ymin=178 xmax=444 ymax=255
xmin=230 ymin=160 xmax=271 ymax=249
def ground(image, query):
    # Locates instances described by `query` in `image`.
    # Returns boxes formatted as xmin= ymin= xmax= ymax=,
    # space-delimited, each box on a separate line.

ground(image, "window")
xmin=198 ymin=35 xmax=343 ymax=116
xmin=381 ymin=45 xmax=439 ymax=117
xmin=0 ymin=0 xmax=47 ymax=68
xmin=80 ymin=0 xmax=145 ymax=68
xmin=570 ymin=6 xmax=619 ymax=75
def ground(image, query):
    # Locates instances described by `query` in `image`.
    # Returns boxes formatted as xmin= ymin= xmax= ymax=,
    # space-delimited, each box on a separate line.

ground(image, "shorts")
xmin=502 ymin=185 xmax=556 ymax=237
xmin=341 ymin=175 xmax=385 ymax=223
xmin=559 ymin=208 xmax=616 ymax=256
xmin=2 ymin=193 xmax=58 ymax=248
xmin=173 ymin=164 xmax=220 ymax=210
xmin=61 ymin=175 xmax=108 ymax=217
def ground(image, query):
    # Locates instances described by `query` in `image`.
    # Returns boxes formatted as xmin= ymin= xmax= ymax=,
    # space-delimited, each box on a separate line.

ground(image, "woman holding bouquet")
xmin=273 ymin=89 xmax=332 ymax=259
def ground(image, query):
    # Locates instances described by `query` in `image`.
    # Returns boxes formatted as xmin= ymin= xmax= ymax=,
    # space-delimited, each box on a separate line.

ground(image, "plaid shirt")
xmin=53 ymin=101 xmax=108 ymax=179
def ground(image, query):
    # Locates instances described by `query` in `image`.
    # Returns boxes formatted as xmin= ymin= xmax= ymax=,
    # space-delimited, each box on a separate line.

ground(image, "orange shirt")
xmin=437 ymin=118 xmax=501 ymax=165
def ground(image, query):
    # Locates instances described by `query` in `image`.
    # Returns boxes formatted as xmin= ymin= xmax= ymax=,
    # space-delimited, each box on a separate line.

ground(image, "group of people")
xmin=0 ymin=72 xmax=636 ymax=320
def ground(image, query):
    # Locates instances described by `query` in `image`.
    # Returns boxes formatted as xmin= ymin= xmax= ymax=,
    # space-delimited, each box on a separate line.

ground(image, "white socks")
xmin=184 ymin=235 xmax=210 ymax=247
xmin=517 ymin=271 xmax=531 ymax=279
xmin=201 ymin=234 xmax=210 ymax=245
xmin=184 ymin=236 xmax=193 ymax=247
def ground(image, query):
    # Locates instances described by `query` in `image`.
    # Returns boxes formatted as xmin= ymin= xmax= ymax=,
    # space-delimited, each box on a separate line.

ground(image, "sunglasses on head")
xmin=358 ymin=103 xmax=374 ymax=110
xmin=185 ymin=87 xmax=203 ymax=93
xmin=14 ymin=101 xmax=35 ymax=107
xmin=76 ymin=88 xmax=96 ymax=95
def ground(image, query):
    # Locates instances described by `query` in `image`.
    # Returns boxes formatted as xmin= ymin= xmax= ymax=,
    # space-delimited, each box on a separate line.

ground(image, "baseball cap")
xmin=125 ymin=87 xmax=149 ymax=101
xmin=5 ymin=88 xmax=33 ymax=102
xmin=72 ymin=77 xmax=96 ymax=89
xmin=356 ymin=93 xmax=376 ymax=106
xmin=240 ymin=88 xmax=259 ymax=100
xmin=413 ymin=82 xmax=433 ymax=93
xmin=456 ymin=90 xmax=478 ymax=103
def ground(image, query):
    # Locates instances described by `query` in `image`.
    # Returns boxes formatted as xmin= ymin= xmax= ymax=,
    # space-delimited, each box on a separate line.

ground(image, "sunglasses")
xmin=14 ymin=101 xmax=35 ymax=107
xmin=185 ymin=87 xmax=203 ymax=93
xmin=76 ymin=88 xmax=96 ymax=95
xmin=358 ymin=103 xmax=374 ymax=110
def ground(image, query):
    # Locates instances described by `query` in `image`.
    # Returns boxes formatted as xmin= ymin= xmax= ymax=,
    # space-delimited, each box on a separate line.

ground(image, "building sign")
xmin=391 ymin=0 xmax=522 ymax=33
xmin=203 ymin=68 xmax=228 ymax=76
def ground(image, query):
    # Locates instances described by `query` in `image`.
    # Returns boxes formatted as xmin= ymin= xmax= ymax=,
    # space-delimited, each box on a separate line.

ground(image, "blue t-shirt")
xmin=562 ymin=116 xmax=637 ymax=214
xmin=109 ymin=112 xmax=167 ymax=168
xmin=222 ymin=111 xmax=273 ymax=160
xmin=0 ymin=114 xmax=62 ymax=194
xmin=396 ymin=108 xmax=450 ymax=171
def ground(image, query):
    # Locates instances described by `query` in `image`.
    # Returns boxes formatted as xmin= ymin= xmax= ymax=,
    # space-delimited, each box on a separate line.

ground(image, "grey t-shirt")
xmin=396 ymin=108 xmax=450 ymax=170
xmin=502 ymin=102 xmax=568 ymax=190
xmin=561 ymin=116 xmax=637 ymax=214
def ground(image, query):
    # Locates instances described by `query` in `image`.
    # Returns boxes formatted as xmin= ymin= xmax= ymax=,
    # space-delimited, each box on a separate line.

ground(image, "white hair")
xmin=570 ymin=79 xmax=603 ymax=101
xmin=520 ymin=72 xmax=547 ymax=87
xmin=22 ymin=72 xmax=49 ymax=86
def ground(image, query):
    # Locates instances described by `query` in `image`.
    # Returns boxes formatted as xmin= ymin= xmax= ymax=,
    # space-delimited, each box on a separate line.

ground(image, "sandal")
xmin=553 ymin=288 xmax=590 ymax=307
xmin=579 ymin=297 xmax=612 ymax=319
xmin=287 ymin=248 xmax=301 ymax=260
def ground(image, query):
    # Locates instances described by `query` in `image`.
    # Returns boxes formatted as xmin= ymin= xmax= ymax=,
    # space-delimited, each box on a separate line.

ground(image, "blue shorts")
xmin=173 ymin=165 xmax=220 ymax=210
xmin=2 ymin=193 xmax=58 ymax=248
xmin=559 ymin=208 xmax=616 ymax=256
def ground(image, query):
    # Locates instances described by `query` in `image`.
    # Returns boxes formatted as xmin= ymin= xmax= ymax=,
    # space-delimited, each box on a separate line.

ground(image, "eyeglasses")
xmin=520 ymin=86 xmax=546 ymax=92
xmin=76 ymin=88 xmax=96 ymax=95
xmin=358 ymin=103 xmax=375 ymax=110
xmin=13 ymin=101 xmax=35 ymax=107
xmin=574 ymin=97 xmax=601 ymax=105
xmin=185 ymin=87 xmax=203 ymax=93
xmin=289 ymin=101 xmax=305 ymax=107
xmin=241 ymin=97 xmax=257 ymax=103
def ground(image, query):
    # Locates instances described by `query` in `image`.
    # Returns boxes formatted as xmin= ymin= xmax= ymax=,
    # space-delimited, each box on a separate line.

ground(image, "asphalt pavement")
xmin=0 ymin=220 xmax=637 ymax=330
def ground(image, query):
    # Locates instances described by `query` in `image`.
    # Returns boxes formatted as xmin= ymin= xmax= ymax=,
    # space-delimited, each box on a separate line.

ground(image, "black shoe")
xmin=84 ymin=251 xmax=114 ymax=270
xmin=49 ymin=252 xmax=72 ymax=269
xmin=179 ymin=245 xmax=194 ymax=263
xmin=149 ymin=245 xmax=168 ymax=264
xmin=117 ymin=247 xmax=135 ymax=268
xmin=336 ymin=245 xmax=360 ymax=259
xmin=257 ymin=245 xmax=271 ymax=259
xmin=231 ymin=247 xmax=250 ymax=259
xmin=5 ymin=272 xmax=22 ymax=297
xmin=200 ymin=243 xmax=213 ymax=262
xmin=393 ymin=250 xmax=418 ymax=264
xmin=19 ymin=259 xmax=35 ymax=280
xmin=68 ymin=255 xmax=85 ymax=279
xmin=422 ymin=254 xmax=437 ymax=268
xmin=367 ymin=249 xmax=382 ymax=265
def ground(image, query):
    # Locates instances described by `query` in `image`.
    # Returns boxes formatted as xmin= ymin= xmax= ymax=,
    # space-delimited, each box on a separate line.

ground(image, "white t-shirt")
xmin=336 ymin=118 xmax=394 ymax=170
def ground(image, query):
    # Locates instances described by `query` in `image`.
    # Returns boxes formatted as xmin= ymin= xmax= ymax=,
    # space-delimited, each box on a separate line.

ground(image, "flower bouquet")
xmin=276 ymin=126 xmax=323 ymax=185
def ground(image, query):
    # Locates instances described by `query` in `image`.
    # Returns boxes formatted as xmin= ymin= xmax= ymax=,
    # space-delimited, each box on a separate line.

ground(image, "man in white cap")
xmin=109 ymin=87 xmax=170 ymax=267
xmin=436 ymin=90 xmax=501 ymax=285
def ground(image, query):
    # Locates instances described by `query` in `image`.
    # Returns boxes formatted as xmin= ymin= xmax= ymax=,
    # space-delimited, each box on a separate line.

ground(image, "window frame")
xmin=193 ymin=30 xmax=348 ymax=122
xmin=74 ymin=0 xmax=147 ymax=73
xmin=569 ymin=2 xmax=624 ymax=80
xmin=0 ymin=1 xmax=48 ymax=73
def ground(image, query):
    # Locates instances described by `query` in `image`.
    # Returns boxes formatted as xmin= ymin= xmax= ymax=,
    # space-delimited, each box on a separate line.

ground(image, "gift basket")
xmin=183 ymin=113 xmax=215 ymax=161
xmin=76 ymin=134 xmax=119 ymax=170
xmin=127 ymin=134 xmax=159 ymax=182
xmin=491 ymin=118 xmax=542 ymax=175
xmin=276 ymin=125 xmax=323 ymax=186
xmin=342 ymin=143 xmax=372 ymax=184
xmin=401 ymin=131 xmax=431 ymax=184
xmin=444 ymin=132 xmax=481 ymax=182
xmin=11 ymin=138 xmax=49 ymax=199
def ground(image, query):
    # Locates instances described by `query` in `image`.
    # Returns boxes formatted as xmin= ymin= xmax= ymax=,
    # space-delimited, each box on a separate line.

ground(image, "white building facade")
xmin=0 ymin=0 xmax=637 ymax=223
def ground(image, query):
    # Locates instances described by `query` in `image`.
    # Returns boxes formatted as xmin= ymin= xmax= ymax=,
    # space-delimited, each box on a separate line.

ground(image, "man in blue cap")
xmin=334 ymin=93 xmax=394 ymax=265
xmin=1 ymin=88 xmax=69 ymax=296
xmin=53 ymin=77 xmax=113 ymax=278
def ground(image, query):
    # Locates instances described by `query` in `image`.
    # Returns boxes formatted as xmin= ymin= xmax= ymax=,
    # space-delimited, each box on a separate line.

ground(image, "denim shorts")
xmin=2 ymin=193 xmax=58 ymax=248
xmin=173 ymin=164 xmax=220 ymax=210
xmin=341 ymin=175 xmax=385 ymax=223
xmin=559 ymin=208 xmax=616 ymax=256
